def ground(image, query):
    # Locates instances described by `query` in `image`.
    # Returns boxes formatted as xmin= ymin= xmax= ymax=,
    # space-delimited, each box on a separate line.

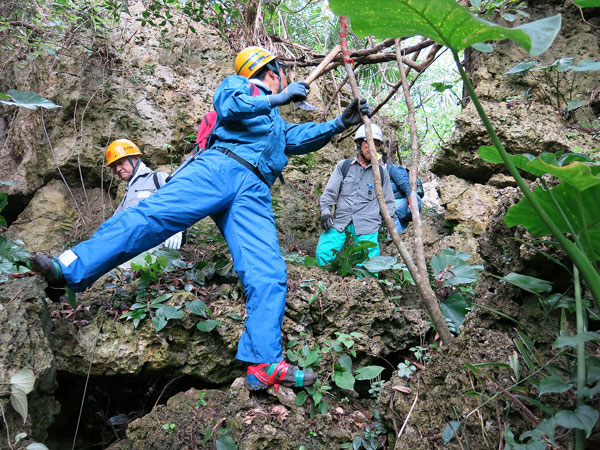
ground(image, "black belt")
xmin=214 ymin=147 xmax=268 ymax=186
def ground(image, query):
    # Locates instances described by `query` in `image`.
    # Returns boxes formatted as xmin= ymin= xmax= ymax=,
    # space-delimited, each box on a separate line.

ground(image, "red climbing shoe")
xmin=245 ymin=360 xmax=317 ymax=391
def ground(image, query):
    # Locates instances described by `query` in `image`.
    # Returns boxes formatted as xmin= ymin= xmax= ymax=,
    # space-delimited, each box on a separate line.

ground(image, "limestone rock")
xmin=0 ymin=277 xmax=59 ymax=446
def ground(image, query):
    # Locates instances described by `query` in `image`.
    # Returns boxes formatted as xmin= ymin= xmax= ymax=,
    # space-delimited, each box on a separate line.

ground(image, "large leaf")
xmin=499 ymin=272 xmax=552 ymax=295
xmin=333 ymin=370 xmax=355 ymax=390
xmin=440 ymin=291 xmax=469 ymax=331
xmin=216 ymin=435 xmax=238 ymax=450
xmin=526 ymin=156 xmax=600 ymax=192
xmin=538 ymin=374 xmax=573 ymax=396
xmin=10 ymin=386 xmax=28 ymax=423
xmin=478 ymin=146 xmax=546 ymax=177
xmin=10 ymin=368 xmax=35 ymax=394
xmin=354 ymin=365 xmax=384 ymax=380
xmin=574 ymin=0 xmax=600 ymax=7
xmin=553 ymin=331 xmax=600 ymax=348
xmin=505 ymin=182 xmax=600 ymax=260
xmin=431 ymin=253 xmax=479 ymax=286
xmin=0 ymin=90 xmax=61 ymax=110
xmin=519 ymin=417 xmax=557 ymax=447
xmin=362 ymin=255 xmax=400 ymax=272
xmin=329 ymin=0 xmax=561 ymax=56
xmin=555 ymin=405 xmax=599 ymax=437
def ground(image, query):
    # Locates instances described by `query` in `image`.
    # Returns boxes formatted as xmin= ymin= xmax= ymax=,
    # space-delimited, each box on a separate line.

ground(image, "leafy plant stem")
xmin=0 ymin=403 xmax=14 ymax=450
xmin=574 ymin=264 xmax=585 ymax=450
xmin=452 ymin=49 xmax=600 ymax=308
xmin=339 ymin=16 xmax=453 ymax=344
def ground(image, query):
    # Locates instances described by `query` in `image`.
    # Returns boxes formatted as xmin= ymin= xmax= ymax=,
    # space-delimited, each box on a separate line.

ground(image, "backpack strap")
xmin=152 ymin=172 xmax=161 ymax=190
xmin=340 ymin=158 xmax=352 ymax=178
xmin=340 ymin=158 xmax=384 ymax=182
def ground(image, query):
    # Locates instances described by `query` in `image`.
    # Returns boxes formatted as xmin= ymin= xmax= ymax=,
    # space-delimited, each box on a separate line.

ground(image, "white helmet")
xmin=354 ymin=124 xmax=383 ymax=143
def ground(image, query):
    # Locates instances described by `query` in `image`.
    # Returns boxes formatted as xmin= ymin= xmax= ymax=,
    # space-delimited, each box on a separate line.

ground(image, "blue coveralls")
xmin=386 ymin=164 xmax=422 ymax=233
xmin=55 ymin=75 xmax=346 ymax=364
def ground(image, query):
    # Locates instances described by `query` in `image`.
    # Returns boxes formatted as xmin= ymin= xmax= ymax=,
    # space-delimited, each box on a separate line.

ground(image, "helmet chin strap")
xmin=126 ymin=156 xmax=140 ymax=183
xmin=275 ymin=60 xmax=281 ymax=93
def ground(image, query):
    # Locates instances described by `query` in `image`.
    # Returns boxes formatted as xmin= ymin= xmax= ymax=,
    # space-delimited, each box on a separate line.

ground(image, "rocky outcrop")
xmin=0 ymin=277 xmax=59 ymax=448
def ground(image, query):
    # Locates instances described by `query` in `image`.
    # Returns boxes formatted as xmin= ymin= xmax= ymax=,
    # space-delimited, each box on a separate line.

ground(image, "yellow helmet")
xmin=235 ymin=46 xmax=276 ymax=78
xmin=105 ymin=139 xmax=142 ymax=166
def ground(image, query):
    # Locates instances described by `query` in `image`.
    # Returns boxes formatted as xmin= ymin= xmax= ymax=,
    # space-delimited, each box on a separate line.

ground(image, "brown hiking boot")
xmin=30 ymin=254 xmax=66 ymax=288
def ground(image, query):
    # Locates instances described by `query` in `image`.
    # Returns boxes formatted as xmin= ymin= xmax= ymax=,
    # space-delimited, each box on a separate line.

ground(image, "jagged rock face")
xmin=47 ymin=264 xmax=429 ymax=381
xmin=0 ymin=278 xmax=59 ymax=447
xmin=432 ymin=3 xmax=600 ymax=182
xmin=430 ymin=100 xmax=598 ymax=182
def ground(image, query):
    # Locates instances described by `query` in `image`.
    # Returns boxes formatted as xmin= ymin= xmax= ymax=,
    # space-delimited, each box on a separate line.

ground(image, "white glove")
xmin=163 ymin=232 xmax=183 ymax=250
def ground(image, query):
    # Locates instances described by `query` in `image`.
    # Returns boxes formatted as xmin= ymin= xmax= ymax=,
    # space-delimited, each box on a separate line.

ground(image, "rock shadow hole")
xmin=47 ymin=370 xmax=223 ymax=449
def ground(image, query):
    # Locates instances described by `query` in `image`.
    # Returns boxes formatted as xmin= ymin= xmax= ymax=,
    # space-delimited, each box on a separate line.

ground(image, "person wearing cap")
xmin=105 ymin=139 xmax=183 ymax=250
xmin=31 ymin=46 xmax=370 ymax=392
xmin=316 ymin=123 xmax=395 ymax=266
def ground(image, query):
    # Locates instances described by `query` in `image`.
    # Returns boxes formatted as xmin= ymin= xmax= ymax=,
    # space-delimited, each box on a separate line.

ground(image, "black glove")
xmin=320 ymin=213 xmax=334 ymax=230
xmin=339 ymin=98 xmax=370 ymax=128
xmin=268 ymin=81 xmax=310 ymax=107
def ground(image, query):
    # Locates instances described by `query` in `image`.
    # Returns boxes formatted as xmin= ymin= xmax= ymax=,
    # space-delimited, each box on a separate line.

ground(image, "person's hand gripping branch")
xmin=338 ymin=98 xmax=370 ymax=128
xmin=268 ymin=81 xmax=310 ymax=107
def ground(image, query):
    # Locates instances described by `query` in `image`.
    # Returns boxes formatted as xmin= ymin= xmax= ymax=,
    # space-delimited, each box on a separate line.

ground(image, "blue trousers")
xmin=56 ymin=151 xmax=286 ymax=364
xmin=315 ymin=222 xmax=380 ymax=266
xmin=395 ymin=197 xmax=422 ymax=233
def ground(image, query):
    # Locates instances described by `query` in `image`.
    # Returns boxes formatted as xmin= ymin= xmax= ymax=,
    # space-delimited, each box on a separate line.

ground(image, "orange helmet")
xmin=105 ymin=139 xmax=141 ymax=166
xmin=235 ymin=46 xmax=276 ymax=78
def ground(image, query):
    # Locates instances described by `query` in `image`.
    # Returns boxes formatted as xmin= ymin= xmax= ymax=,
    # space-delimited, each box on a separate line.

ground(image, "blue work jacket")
xmin=386 ymin=164 xmax=411 ymax=200
xmin=211 ymin=75 xmax=345 ymax=187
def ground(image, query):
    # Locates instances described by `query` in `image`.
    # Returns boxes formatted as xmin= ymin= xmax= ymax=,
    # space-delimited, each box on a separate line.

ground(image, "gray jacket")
xmin=114 ymin=161 xmax=168 ymax=214
xmin=320 ymin=157 xmax=396 ymax=235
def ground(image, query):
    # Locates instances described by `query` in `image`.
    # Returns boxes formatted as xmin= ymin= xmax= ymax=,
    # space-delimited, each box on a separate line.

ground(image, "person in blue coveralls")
xmin=384 ymin=155 xmax=423 ymax=233
xmin=31 ymin=46 xmax=370 ymax=392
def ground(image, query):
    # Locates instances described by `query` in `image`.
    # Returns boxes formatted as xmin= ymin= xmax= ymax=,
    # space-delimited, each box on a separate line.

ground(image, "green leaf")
xmin=442 ymin=421 xmax=461 ymax=444
xmin=216 ymin=435 xmax=238 ymax=450
xmin=431 ymin=253 xmax=479 ymax=286
xmin=186 ymin=300 xmax=207 ymax=317
xmin=10 ymin=369 xmax=35 ymax=394
xmin=525 ymin=159 xmax=600 ymax=192
xmin=471 ymin=42 xmax=494 ymax=52
xmin=567 ymin=99 xmax=587 ymax=111
xmin=519 ymin=417 xmax=557 ymax=446
xmin=155 ymin=305 xmax=184 ymax=320
xmin=499 ymin=272 xmax=552 ymax=294
xmin=362 ymin=255 xmax=399 ymax=272
xmin=333 ymin=370 xmax=355 ymax=390
xmin=572 ymin=58 xmax=600 ymax=71
xmin=26 ymin=444 xmax=50 ymax=450
xmin=197 ymin=319 xmax=219 ymax=332
xmin=328 ymin=0 xmax=561 ymax=56
xmin=66 ymin=287 xmax=77 ymax=308
xmin=553 ymin=331 xmax=600 ymax=348
xmin=507 ymin=61 xmax=539 ymax=74
xmin=354 ymin=365 xmax=384 ymax=380
xmin=555 ymin=405 xmax=599 ymax=437
xmin=504 ymin=426 xmax=546 ymax=450
xmin=294 ymin=390 xmax=307 ymax=405
xmin=337 ymin=354 xmax=353 ymax=372
xmin=538 ymin=374 xmax=573 ymax=396
xmin=440 ymin=291 xmax=469 ymax=331
xmin=0 ymin=93 xmax=11 ymax=100
xmin=478 ymin=146 xmax=545 ymax=176
xmin=0 ymin=90 xmax=61 ymax=110
xmin=574 ymin=0 xmax=600 ymax=7
xmin=505 ymin=183 xmax=600 ymax=260
xmin=152 ymin=316 xmax=168 ymax=332
xmin=10 ymin=386 xmax=28 ymax=423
